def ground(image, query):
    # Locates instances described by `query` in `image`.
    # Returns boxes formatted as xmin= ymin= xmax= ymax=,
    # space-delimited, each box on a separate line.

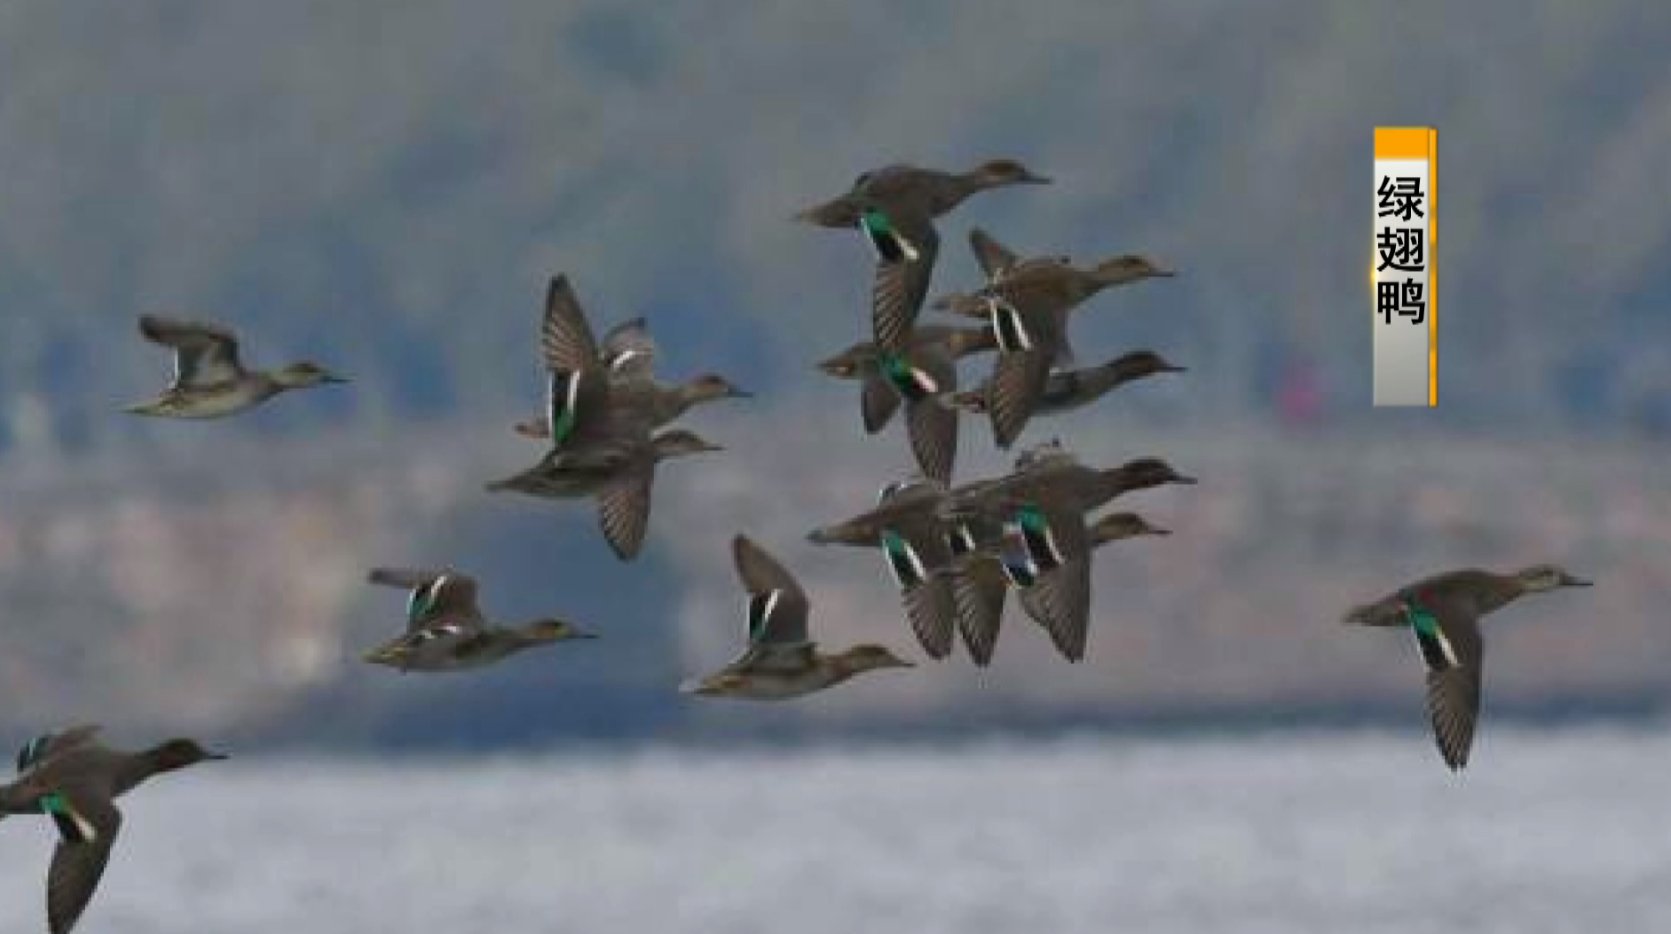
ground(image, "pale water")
xmin=2 ymin=727 xmax=1668 ymax=933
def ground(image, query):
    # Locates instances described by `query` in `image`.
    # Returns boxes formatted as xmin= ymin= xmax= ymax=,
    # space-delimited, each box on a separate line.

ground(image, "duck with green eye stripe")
xmin=1343 ymin=565 xmax=1593 ymax=771
xmin=684 ymin=535 xmax=914 ymax=699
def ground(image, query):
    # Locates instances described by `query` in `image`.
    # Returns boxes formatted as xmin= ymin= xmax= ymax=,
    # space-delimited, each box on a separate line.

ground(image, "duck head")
xmin=1091 ymin=255 xmax=1176 ymax=287
xmin=685 ymin=373 xmax=752 ymax=401
xmin=815 ymin=345 xmax=869 ymax=379
xmin=525 ymin=619 xmax=597 ymax=642
xmin=837 ymin=644 xmax=916 ymax=673
xmin=147 ymin=739 xmax=229 ymax=772
xmin=1512 ymin=564 xmax=1593 ymax=592
xmin=1089 ymin=512 xmax=1171 ymax=544
xmin=1112 ymin=457 xmax=1197 ymax=489
xmin=651 ymin=429 xmax=724 ymax=460
xmin=274 ymin=361 xmax=350 ymax=388
xmin=1109 ymin=350 xmax=1187 ymax=380
xmin=967 ymin=159 xmax=1052 ymax=188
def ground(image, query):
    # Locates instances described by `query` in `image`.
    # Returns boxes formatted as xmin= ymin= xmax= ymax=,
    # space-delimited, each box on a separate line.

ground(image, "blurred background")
xmin=1 ymin=2 xmax=1669 ymax=931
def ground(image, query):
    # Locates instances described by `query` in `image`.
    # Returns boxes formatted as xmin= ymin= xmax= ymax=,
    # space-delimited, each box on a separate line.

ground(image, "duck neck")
xmin=1475 ymin=574 xmax=1531 ymax=617
xmin=115 ymin=745 xmax=181 ymax=794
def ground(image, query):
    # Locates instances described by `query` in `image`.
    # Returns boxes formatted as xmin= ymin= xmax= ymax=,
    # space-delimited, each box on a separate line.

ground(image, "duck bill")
xmin=1019 ymin=171 xmax=1052 ymax=185
xmin=726 ymin=387 xmax=754 ymax=399
xmin=1158 ymin=364 xmax=1188 ymax=373
xmin=1145 ymin=526 xmax=1173 ymax=536
xmin=513 ymin=419 xmax=551 ymax=439
xmin=1562 ymin=575 xmax=1594 ymax=587
xmin=204 ymin=751 xmax=232 ymax=761
xmin=1171 ymin=475 xmax=1199 ymax=485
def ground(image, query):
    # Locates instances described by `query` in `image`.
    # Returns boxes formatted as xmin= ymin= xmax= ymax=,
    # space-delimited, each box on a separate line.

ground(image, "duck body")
xmin=685 ymin=535 xmax=914 ymax=700
xmin=947 ymin=351 xmax=1185 ymax=418
xmin=1 ymin=727 xmax=225 ymax=934
xmin=1343 ymin=565 xmax=1592 ymax=771
xmin=808 ymin=480 xmax=961 ymax=659
xmin=125 ymin=315 xmax=347 ymax=419
xmin=362 ymin=568 xmax=594 ymax=673
xmin=796 ymin=161 xmax=1050 ymax=351
xmin=932 ymin=230 xmax=1173 ymax=446
xmin=487 ymin=427 xmax=721 ymax=560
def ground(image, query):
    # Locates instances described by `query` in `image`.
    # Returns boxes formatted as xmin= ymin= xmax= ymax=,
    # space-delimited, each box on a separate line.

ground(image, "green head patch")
xmin=39 ymin=792 xmax=67 ymax=816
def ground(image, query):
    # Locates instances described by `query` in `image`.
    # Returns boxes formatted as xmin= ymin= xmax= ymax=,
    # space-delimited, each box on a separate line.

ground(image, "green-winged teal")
xmin=683 ymin=535 xmax=914 ymax=699
xmin=944 ymin=444 xmax=1193 ymax=660
xmin=816 ymin=324 xmax=998 ymax=483
xmin=362 ymin=568 xmax=594 ymax=672
xmin=518 ymin=276 xmax=748 ymax=448
xmin=944 ymin=350 xmax=1185 ymax=419
xmin=794 ymin=161 xmax=1050 ymax=351
xmin=807 ymin=479 xmax=961 ymax=660
xmin=1343 ymin=565 xmax=1592 ymax=771
xmin=486 ymin=428 xmax=721 ymax=561
xmin=1 ymin=726 xmax=225 ymax=934
xmin=933 ymin=229 xmax=1174 ymax=447
xmin=948 ymin=511 xmax=1169 ymax=666
xmin=514 ymin=289 xmax=749 ymax=441
xmin=124 ymin=315 xmax=347 ymax=419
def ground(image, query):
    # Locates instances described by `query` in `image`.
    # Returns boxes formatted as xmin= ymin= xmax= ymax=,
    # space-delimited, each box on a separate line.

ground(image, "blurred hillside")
xmin=0 ymin=1 xmax=1669 ymax=744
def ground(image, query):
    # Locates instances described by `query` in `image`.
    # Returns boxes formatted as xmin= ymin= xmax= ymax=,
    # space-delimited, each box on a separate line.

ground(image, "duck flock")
xmin=0 ymin=159 xmax=1591 ymax=933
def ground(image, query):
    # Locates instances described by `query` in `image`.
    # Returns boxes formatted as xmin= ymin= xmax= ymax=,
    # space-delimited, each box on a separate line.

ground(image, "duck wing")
xmin=902 ymin=350 xmax=958 ymax=485
xmin=987 ymin=348 xmax=1054 ymax=449
xmin=367 ymin=568 xmax=484 ymax=631
xmin=16 ymin=726 xmax=103 ymax=775
xmin=950 ymin=556 xmax=1008 ymax=667
xmin=860 ymin=373 xmax=901 ymax=434
xmin=969 ymin=227 xmax=1021 ymax=280
xmin=1014 ymin=499 xmax=1094 ymax=661
xmin=600 ymin=316 xmax=658 ymax=380
xmin=596 ymin=465 xmax=655 ymax=561
xmin=870 ymin=211 xmax=939 ymax=352
xmin=138 ymin=315 xmax=245 ymax=390
xmin=1412 ymin=608 xmax=1485 ymax=771
xmin=539 ymin=275 xmax=602 ymax=372
xmin=733 ymin=535 xmax=811 ymax=647
xmin=44 ymin=786 xmax=121 ymax=934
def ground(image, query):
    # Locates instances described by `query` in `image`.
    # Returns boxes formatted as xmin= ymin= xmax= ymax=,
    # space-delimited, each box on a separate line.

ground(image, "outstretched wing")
xmin=969 ymin=227 xmax=1021 ymax=280
xmin=987 ymin=348 xmax=1053 ymax=449
xmin=367 ymin=568 xmax=483 ymax=631
xmin=1014 ymin=500 xmax=1094 ymax=661
xmin=596 ymin=468 xmax=655 ymax=561
xmin=871 ymin=212 xmax=939 ymax=352
xmin=16 ymin=726 xmax=102 ymax=774
xmin=45 ymin=787 xmax=122 ymax=934
xmin=539 ymin=275 xmax=601 ymax=373
xmin=1418 ymin=613 xmax=1485 ymax=771
xmin=950 ymin=557 xmax=1008 ymax=667
xmin=138 ymin=315 xmax=244 ymax=389
xmin=903 ymin=350 xmax=958 ymax=485
xmin=733 ymin=535 xmax=811 ymax=647
xmin=600 ymin=317 xmax=658 ymax=380
xmin=860 ymin=373 xmax=902 ymax=434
